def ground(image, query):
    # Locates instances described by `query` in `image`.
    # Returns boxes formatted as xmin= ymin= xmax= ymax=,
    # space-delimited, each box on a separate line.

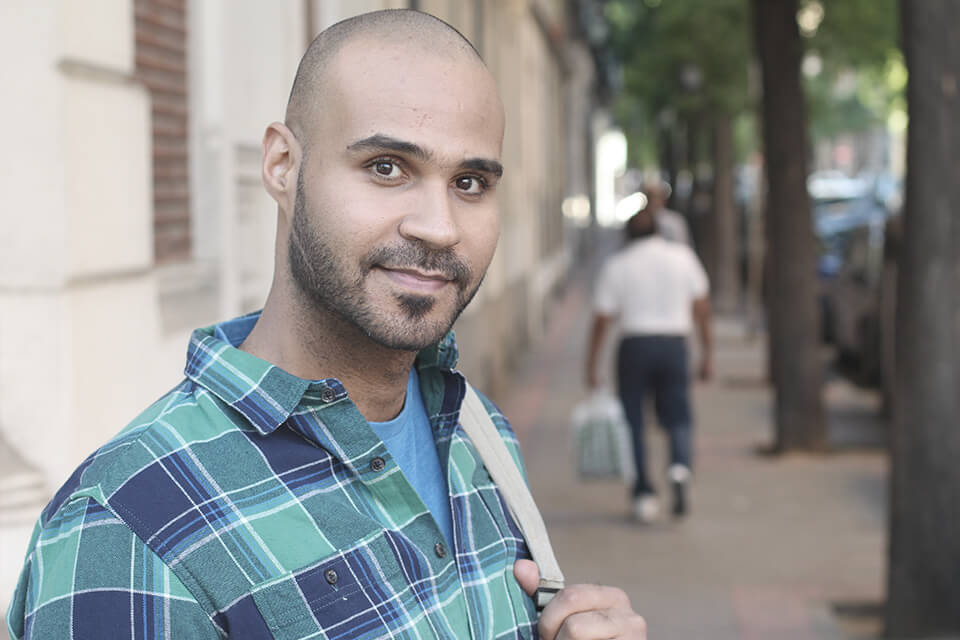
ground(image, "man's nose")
xmin=398 ymin=180 xmax=461 ymax=250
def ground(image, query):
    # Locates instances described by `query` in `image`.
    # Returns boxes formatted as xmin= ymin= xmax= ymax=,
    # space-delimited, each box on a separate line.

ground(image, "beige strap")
xmin=460 ymin=383 xmax=565 ymax=610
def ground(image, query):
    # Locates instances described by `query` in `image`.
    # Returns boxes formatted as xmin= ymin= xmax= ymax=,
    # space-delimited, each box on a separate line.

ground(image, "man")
xmin=7 ymin=10 xmax=646 ymax=640
xmin=644 ymin=179 xmax=691 ymax=246
xmin=586 ymin=207 xmax=712 ymax=523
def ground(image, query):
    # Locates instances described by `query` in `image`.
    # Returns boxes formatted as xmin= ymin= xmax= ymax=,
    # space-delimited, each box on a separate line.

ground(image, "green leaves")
xmin=602 ymin=0 xmax=902 ymax=154
xmin=605 ymin=0 xmax=751 ymax=117
xmin=801 ymin=0 xmax=902 ymax=140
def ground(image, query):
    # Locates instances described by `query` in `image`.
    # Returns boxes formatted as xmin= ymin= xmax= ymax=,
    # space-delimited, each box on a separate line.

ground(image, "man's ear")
xmin=262 ymin=122 xmax=301 ymax=221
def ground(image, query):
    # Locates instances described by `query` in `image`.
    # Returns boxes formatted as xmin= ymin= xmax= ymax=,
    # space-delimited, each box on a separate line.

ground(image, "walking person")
xmin=7 ymin=10 xmax=647 ymax=639
xmin=586 ymin=207 xmax=712 ymax=523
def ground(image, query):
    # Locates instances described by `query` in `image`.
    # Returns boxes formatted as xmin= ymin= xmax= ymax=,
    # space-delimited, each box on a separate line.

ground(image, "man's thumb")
xmin=513 ymin=559 xmax=540 ymax=597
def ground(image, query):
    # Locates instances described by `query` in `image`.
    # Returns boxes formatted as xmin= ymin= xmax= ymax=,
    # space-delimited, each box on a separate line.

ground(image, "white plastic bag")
xmin=571 ymin=391 xmax=635 ymax=483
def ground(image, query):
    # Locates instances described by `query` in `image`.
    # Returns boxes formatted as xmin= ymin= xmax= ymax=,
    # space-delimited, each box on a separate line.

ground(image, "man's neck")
xmin=239 ymin=287 xmax=416 ymax=422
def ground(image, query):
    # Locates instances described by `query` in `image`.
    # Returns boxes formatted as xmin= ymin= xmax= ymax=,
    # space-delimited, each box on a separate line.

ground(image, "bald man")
xmin=7 ymin=10 xmax=645 ymax=640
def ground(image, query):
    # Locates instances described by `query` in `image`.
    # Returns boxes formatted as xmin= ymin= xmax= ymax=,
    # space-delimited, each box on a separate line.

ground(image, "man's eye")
xmin=372 ymin=160 xmax=401 ymax=179
xmin=455 ymin=175 xmax=486 ymax=195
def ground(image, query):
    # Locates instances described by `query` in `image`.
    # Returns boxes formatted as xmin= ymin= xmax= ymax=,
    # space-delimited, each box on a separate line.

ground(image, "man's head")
xmin=643 ymin=180 xmax=670 ymax=213
xmin=625 ymin=208 xmax=657 ymax=241
xmin=283 ymin=10 xmax=483 ymax=150
xmin=261 ymin=10 xmax=505 ymax=352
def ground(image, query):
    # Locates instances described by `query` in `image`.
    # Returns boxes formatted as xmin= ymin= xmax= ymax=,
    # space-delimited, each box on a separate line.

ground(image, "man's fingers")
xmin=513 ymin=559 xmax=540 ymax=597
xmin=538 ymin=584 xmax=634 ymax=639
xmin=554 ymin=608 xmax=648 ymax=640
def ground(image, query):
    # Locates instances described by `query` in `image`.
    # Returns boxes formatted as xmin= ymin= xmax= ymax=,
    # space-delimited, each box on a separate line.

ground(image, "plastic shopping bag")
xmin=571 ymin=391 xmax=635 ymax=483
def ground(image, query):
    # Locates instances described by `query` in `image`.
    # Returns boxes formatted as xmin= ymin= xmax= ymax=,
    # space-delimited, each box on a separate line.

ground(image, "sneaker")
xmin=633 ymin=494 xmax=660 ymax=523
xmin=668 ymin=464 xmax=691 ymax=517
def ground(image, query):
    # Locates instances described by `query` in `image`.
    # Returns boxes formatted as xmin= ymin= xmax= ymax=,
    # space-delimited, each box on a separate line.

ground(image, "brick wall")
xmin=135 ymin=0 xmax=190 ymax=263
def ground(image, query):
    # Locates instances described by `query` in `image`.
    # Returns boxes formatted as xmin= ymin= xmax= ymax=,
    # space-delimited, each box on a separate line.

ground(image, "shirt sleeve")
xmin=592 ymin=259 xmax=621 ymax=315
xmin=6 ymin=497 xmax=221 ymax=640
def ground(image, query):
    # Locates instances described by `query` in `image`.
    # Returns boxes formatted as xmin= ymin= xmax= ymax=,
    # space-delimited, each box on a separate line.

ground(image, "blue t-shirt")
xmin=369 ymin=368 xmax=453 ymax=546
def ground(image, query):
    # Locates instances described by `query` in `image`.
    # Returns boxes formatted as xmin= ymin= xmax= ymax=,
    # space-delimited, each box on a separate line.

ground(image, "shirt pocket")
xmin=250 ymin=540 xmax=407 ymax=640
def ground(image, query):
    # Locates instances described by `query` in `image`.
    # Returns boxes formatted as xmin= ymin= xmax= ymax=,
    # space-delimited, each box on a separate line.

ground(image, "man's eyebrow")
xmin=347 ymin=133 xmax=503 ymax=178
xmin=346 ymin=134 xmax=430 ymax=161
xmin=462 ymin=158 xmax=504 ymax=178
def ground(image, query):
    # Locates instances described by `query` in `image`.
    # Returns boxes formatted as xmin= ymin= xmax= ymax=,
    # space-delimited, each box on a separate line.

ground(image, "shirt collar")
xmin=415 ymin=329 xmax=459 ymax=371
xmin=184 ymin=310 xmax=460 ymax=435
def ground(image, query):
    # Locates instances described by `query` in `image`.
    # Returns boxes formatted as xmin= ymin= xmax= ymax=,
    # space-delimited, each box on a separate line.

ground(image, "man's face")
xmin=288 ymin=39 xmax=504 ymax=352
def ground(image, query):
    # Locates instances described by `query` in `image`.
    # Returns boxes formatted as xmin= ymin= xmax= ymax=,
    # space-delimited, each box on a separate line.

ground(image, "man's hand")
xmin=514 ymin=560 xmax=647 ymax=639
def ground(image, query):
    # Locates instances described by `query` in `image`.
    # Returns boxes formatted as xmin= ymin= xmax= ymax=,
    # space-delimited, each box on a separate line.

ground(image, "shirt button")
xmin=434 ymin=542 xmax=447 ymax=559
xmin=320 ymin=388 xmax=337 ymax=403
xmin=369 ymin=457 xmax=386 ymax=472
xmin=324 ymin=569 xmax=338 ymax=585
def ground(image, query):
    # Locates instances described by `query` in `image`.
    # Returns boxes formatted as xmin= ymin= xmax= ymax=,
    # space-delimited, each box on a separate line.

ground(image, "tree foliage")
xmin=602 ymin=0 xmax=903 ymax=162
xmin=802 ymin=0 xmax=898 ymax=68
xmin=606 ymin=0 xmax=751 ymax=113
xmin=801 ymin=0 xmax=904 ymax=141
xmin=604 ymin=0 xmax=752 ymax=166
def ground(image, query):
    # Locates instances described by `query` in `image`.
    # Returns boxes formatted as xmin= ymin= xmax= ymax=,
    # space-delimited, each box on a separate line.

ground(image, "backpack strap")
xmin=460 ymin=383 xmax=565 ymax=610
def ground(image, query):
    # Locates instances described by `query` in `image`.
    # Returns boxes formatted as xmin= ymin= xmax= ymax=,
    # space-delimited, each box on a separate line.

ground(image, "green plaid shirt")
xmin=7 ymin=312 xmax=538 ymax=639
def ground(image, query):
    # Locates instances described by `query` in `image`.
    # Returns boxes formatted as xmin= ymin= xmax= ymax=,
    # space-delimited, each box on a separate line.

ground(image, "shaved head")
xmin=259 ymin=7 xmax=504 ymax=356
xmin=285 ymin=9 xmax=484 ymax=147
xmin=643 ymin=179 xmax=671 ymax=210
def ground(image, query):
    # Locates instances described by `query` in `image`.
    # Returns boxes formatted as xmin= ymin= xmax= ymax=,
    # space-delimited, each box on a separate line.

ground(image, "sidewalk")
xmin=499 ymin=263 xmax=888 ymax=639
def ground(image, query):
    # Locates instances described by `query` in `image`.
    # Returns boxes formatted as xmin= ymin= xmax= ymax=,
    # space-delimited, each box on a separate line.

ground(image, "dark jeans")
xmin=616 ymin=335 xmax=693 ymax=496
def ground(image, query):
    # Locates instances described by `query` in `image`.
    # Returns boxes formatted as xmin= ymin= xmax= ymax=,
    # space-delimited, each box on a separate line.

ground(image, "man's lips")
xmin=375 ymin=266 xmax=455 ymax=293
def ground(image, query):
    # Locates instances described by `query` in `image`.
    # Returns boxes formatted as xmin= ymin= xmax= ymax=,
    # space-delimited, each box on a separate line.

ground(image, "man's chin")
xmin=367 ymin=303 xmax=460 ymax=352
xmin=366 ymin=323 xmax=451 ymax=352
xmin=396 ymin=293 xmax=438 ymax=320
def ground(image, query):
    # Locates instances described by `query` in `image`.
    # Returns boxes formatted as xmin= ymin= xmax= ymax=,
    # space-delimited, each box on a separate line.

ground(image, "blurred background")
xmin=1 ymin=1 xmax=956 ymax=638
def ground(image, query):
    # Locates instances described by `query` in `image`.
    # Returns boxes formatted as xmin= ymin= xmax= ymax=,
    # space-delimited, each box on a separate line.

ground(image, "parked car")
xmin=811 ymin=174 xmax=900 ymax=385
xmin=819 ymin=216 xmax=886 ymax=382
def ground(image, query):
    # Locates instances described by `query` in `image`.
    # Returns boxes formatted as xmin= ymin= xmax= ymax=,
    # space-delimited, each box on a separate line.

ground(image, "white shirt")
xmin=656 ymin=208 xmax=692 ymax=246
xmin=594 ymin=236 xmax=709 ymax=335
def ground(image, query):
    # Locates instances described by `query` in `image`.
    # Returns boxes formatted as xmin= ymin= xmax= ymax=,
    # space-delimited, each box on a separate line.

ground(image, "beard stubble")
xmin=287 ymin=170 xmax=482 ymax=352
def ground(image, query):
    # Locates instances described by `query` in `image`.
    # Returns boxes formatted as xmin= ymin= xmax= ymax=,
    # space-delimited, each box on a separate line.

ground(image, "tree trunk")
xmin=711 ymin=112 xmax=741 ymax=313
xmin=751 ymin=0 xmax=826 ymax=451
xmin=885 ymin=1 xmax=960 ymax=636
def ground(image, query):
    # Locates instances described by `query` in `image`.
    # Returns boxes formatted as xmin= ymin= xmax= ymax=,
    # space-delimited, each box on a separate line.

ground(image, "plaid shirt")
xmin=6 ymin=312 xmax=538 ymax=639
